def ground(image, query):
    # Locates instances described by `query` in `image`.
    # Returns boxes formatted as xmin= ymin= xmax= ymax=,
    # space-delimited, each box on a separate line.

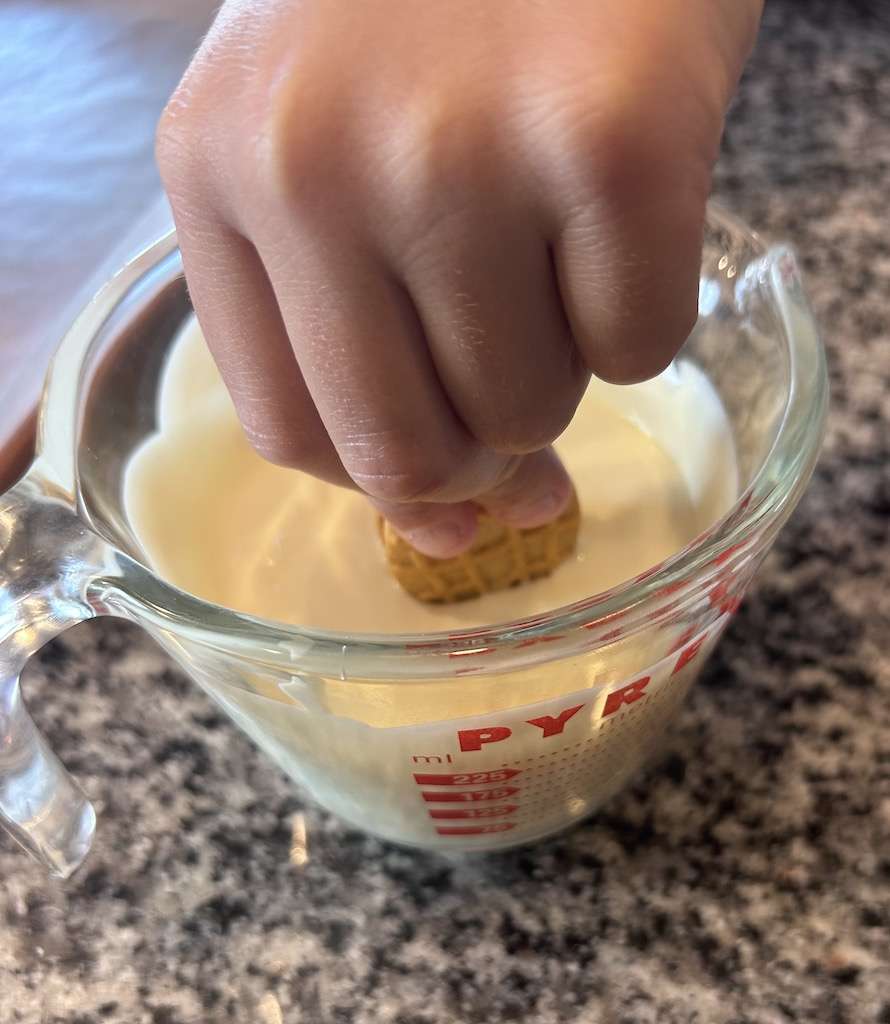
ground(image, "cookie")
xmin=379 ymin=489 xmax=580 ymax=603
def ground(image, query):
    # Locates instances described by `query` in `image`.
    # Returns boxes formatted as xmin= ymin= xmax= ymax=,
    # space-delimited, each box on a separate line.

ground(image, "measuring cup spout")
xmin=0 ymin=470 xmax=113 ymax=877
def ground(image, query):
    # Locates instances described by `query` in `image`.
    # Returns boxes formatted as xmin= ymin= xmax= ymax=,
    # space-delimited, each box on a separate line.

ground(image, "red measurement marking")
xmin=657 ymin=579 xmax=688 ymax=597
xmin=707 ymin=580 xmax=745 ymax=615
xmin=515 ymin=635 xmax=565 ymax=649
xmin=422 ymin=787 xmax=520 ymax=803
xmin=599 ymin=627 xmax=624 ymax=641
xmin=580 ymin=623 xmax=627 ymax=643
xmin=711 ymin=541 xmax=748 ymax=566
xmin=633 ymin=564 xmax=663 ymax=583
xmin=405 ymin=630 xmax=498 ymax=650
xmin=428 ymin=805 xmax=518 ymax=820
xmin=413 ymin=768 xmax=521 ymax=786
xmin=582 ymin=608 xmax=628 ymax=631
xmin=668 ymin=625 xmax=698 ymax=655
xmin=646 ymin=602 xmax=680 ymax=623
xmin=509 ymin=613 xmax=555 ymax=629
xmin=435 ymin=823 xmax=516 ymax=836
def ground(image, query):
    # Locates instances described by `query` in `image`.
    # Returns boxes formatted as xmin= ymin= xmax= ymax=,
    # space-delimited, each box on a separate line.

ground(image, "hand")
xmin=157 ymin=0 xmax=762 ymax=556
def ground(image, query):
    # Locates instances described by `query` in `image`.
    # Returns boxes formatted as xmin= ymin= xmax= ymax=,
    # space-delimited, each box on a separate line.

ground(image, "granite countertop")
xmin=3 ymin=2 xmax=890 ymax=1022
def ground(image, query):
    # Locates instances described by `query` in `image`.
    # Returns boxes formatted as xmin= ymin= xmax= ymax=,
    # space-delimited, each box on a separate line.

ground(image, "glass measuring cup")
xmin=0 ymin=206 xmax=827 ymax=877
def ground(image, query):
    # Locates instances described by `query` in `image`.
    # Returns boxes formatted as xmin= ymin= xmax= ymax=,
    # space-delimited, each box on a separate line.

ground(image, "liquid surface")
xmin=125 ymin=320 xmax=738 ymax=634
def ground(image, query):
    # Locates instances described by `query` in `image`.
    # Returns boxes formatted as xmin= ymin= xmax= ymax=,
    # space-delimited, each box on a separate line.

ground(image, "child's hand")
xmin=157 ymin=0 xmax=762 ymax=557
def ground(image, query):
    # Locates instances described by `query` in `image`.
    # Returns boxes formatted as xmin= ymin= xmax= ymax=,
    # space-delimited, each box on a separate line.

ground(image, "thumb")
xmin=372 ymin=447 xmax=573 ymax=559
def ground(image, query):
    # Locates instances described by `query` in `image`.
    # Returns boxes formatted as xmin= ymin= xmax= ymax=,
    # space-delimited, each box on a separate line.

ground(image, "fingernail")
xmin=403 ymin=519 xmax=475 ymax=559
xmin=501 ymin=488 xmax=570 ymax=529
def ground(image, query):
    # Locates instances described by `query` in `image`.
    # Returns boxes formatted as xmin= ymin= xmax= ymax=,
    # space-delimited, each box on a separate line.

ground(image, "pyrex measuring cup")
xmin=0 ymin=206 xmax=827 ymax=877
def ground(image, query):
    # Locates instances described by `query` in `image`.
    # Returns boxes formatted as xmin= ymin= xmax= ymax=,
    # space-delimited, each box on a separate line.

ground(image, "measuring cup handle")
xmin=0 ymin=472 xmax=110 ymax=877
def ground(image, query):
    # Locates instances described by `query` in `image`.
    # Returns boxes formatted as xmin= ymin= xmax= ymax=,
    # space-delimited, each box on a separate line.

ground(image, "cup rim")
xmin=39 ymin=204 xmax=828 ymax=677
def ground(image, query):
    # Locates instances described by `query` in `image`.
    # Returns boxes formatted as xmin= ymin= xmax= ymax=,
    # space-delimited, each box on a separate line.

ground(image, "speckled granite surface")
xmin=3 ymin=2 xmax=890 ymax=1022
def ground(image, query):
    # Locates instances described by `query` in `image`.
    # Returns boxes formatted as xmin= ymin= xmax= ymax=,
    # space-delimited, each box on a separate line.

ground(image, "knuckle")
xmin=595 ymin=305 xmax=695 ymax=386
xmin=260 ymin=76 xmax=347 ymax=210
xmin=341 ymin=432 xmax=451 ymax=503
xmin=477 ymin=378 xmax=586 ymax=454
xmin=574 ymin=114 xmax=674 ymax=205
xmin=156 ymin=81 xmax=225 ymax=211
xmin=556 ymin=83 xmax=714 ymax=212
xmin=350 ymin=465 xmax=446 ymax=504
xmin=353 ymin=470 xmax=438 ymax=505
xmin=381 ymin=99 xmax=493 ymax=240
xmin=157 ymin=64 xmax=286 ymax=224
xmin=155 ymin=94 xmax=194 ymax=185
xmin=244 ymin=432 xmax=308 ymax=470
xmin=241 ymin=419 xmax=321 ymax=470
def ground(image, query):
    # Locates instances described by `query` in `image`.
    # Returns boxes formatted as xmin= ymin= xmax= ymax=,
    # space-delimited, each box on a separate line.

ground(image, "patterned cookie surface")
xmin=379 ymin=491 xmax=580 ymax=604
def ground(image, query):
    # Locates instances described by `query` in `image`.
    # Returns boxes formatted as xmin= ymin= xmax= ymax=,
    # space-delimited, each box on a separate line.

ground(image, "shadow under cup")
xmin=0 ymin=205 xmax=827 ymax=876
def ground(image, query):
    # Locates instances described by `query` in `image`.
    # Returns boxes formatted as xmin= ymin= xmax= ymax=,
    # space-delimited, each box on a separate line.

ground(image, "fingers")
xmin=388 ymin=168 xmax=589 ymax=455
xmin=477 ymin=448 xmax=573 ymax=528
xmin=159 ymin=185 xmax=534 ymax=561
xmin=370 ymin=495 xmax=480 ymax=559
xmin=546 ymin=93 xmax=713 ymax=384
xmin=163 ymin=210 xmax=350 ymax=486
xmin=554 ymin=183 xmax=707 ymax=385
xmin=251 ymin=223 xmax=522 ymax=507
xmin=155 ymin=0 xmax=767 ymax=569
xmin=529 ymin=0 xmax=761 ymax=385
xmin=162 ymin=153 xmax=563 ymax=559
xmin=373 ymin=447 xmax=573 ymax=558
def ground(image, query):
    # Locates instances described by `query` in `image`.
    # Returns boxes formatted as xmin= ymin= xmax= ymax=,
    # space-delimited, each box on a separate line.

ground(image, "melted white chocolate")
xmin=125 ymin=319 xmax=737 ymax=634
